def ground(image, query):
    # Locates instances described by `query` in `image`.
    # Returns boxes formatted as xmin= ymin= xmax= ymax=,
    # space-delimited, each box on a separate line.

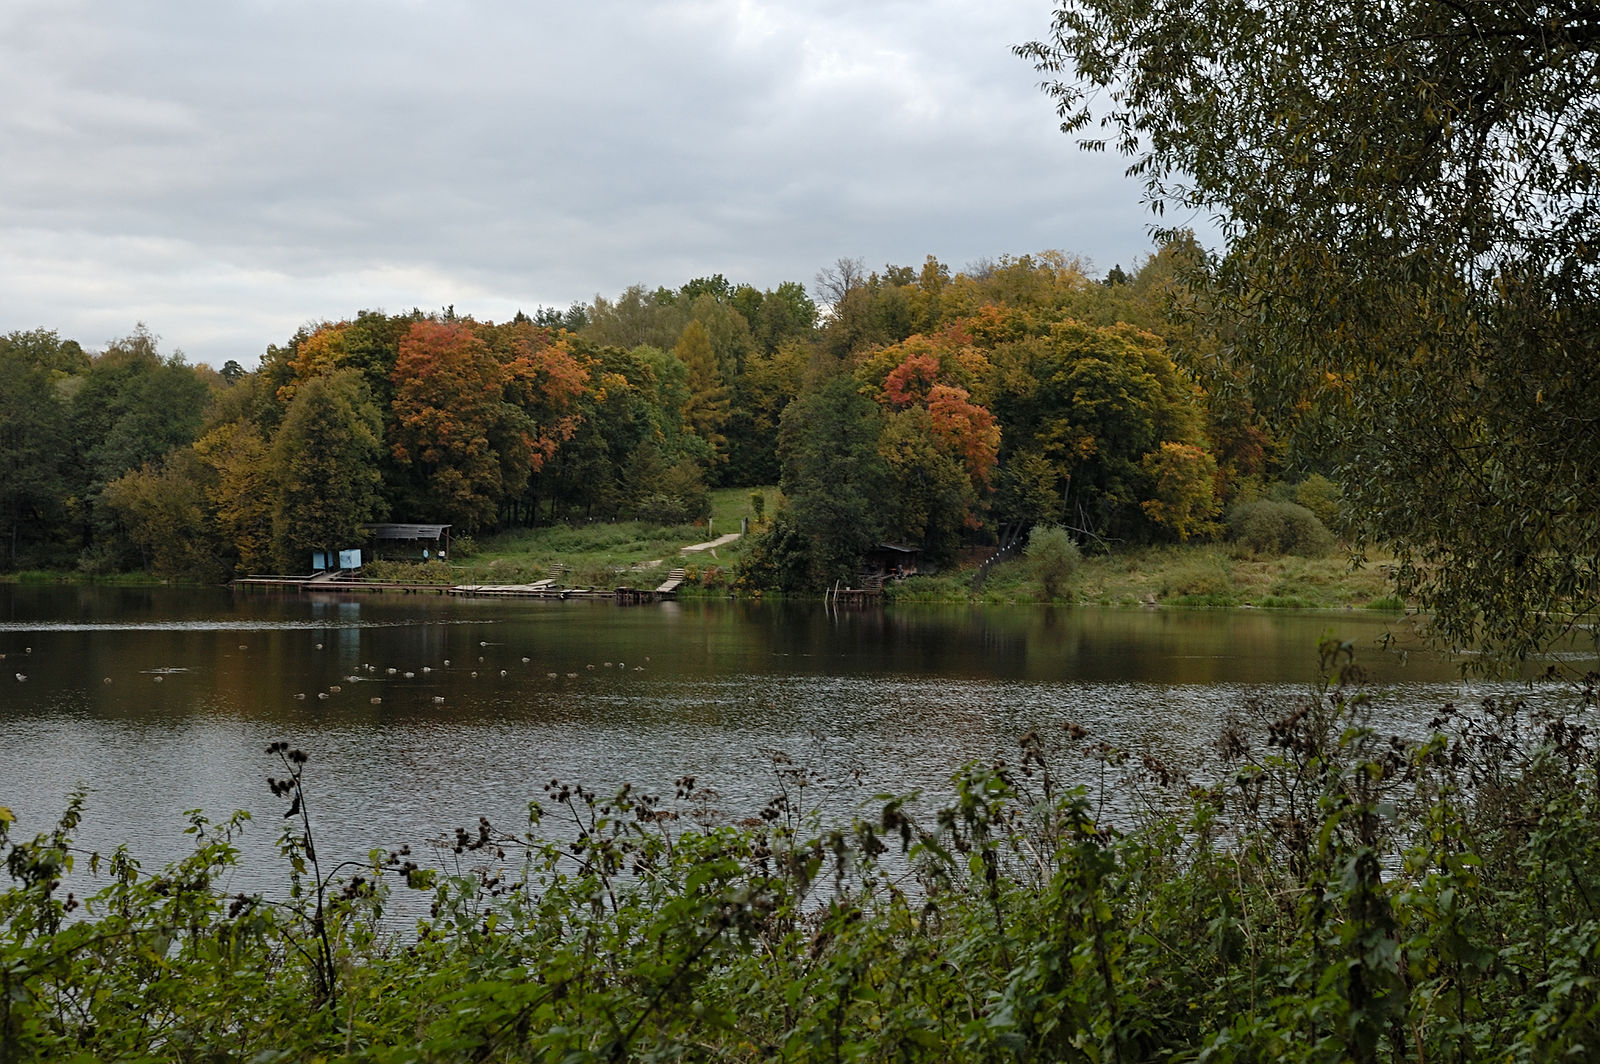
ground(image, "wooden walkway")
xmin=236 ymin=569 xmax=687 ymax=603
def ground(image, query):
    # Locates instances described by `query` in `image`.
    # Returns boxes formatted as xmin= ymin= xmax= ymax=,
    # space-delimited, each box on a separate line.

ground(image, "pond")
xmin=0 ymin=584 xmax=1576 ymax=898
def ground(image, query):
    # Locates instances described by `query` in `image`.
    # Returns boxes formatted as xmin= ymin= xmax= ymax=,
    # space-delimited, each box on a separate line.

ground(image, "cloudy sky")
xmin=1 ymin=1 xmax=1185 ymax=368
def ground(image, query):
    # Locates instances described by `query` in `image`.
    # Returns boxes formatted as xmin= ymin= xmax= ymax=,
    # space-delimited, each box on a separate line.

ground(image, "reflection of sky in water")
xmin=3 ymin=587 xmax=1590 ymax=912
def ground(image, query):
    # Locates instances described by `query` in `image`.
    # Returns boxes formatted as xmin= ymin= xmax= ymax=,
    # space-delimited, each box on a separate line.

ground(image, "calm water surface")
xmin=1 ymin=585 xmax=1576 ymax=897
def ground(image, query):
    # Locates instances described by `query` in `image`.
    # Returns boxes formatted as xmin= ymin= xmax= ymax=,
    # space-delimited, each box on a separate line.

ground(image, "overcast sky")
xmin=0 ymin=1 xmax=1189 ymax=368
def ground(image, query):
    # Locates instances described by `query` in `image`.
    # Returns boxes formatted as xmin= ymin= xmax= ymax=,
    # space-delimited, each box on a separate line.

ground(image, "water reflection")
xmin=2 ymin=586 xmax=1588 ymax=901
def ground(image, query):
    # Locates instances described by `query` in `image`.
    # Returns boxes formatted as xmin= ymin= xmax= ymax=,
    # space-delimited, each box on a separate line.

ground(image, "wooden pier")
xmin=234 ymin=568 xmax=684 ymax=602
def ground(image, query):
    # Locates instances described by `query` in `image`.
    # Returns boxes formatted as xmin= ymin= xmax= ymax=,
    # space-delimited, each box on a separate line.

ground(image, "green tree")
xmin=746 ymin=280 xmax=818 ymax=354
xmin=67 ymin=328 xmax=210 ymax=570
xmin=0 ymin=332 xmax=74 ymax=568
xmin=725 ymin=337 xmax=808 ymax=487
xmin=529 ymin=343 xmax=658 ymax=522
xmin=1020 ymin=0 xmax=1600 ymax=661
xmin=877 ymin=406 xmax=975 ymax=562
xmin=775 ymin=374 xmax=890 ymax=587
xmin=268 ymin=370 xmax=385 ymax=571
xmin=583 ymin=284 xmax=688 ymax=351
xmin=990 ymin=322 xmax=1200 ymax=540
xmin=674 ymin=320 xmax=731 ymax=468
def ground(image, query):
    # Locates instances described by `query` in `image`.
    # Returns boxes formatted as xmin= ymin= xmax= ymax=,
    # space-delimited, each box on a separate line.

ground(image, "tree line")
xmin=1 ymin=241 xmax=1319 ymax=584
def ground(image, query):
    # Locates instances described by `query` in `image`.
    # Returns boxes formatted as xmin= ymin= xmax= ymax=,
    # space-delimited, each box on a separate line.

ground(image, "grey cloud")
xmin=0 ymin=0 xmax=1180 ymax=365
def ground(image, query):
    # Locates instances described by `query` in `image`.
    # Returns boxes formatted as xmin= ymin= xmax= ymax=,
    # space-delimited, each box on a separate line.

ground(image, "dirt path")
xmin=679 ymin=532 xmax=741 ymax=554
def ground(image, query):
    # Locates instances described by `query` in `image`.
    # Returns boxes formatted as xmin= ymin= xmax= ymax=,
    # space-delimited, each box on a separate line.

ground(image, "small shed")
xmin=362 ymin=523 xmax=452 ymax=562
xmin=862 ymin=543 xmax=922 ymax=580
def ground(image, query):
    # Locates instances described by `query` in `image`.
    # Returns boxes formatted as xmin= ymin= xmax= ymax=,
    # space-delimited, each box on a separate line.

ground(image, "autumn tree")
xmin=529 ymin=343 xmax=660 ymax=522
xmin=491 ymin=322 xmax=588 ymax=524
xmin=194 ymin=412 xmax=275 ymax=574
xmin=103 ymin=448 xmax=225 ymax=580
xmin=1139 ymin=442 xmax=1220 ymax=541
xmin=859 ymin=341 xmax=1002 ymax=557
xmin=388 ymin=319 xmax=510 ymax=531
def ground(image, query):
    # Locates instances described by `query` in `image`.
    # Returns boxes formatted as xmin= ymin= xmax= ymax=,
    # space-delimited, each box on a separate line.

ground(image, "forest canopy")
xmin=2 ymin=246 xmax=1308 ymax=593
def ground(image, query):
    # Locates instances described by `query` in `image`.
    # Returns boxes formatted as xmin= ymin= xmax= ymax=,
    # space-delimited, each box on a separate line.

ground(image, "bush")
xmin=1292 ymin=473 xmax=1343 ymax=529
xmin=1025 ymin=524 xmax=1081 ymax=599
xmin=1227 ymin=499 xmax=1335 ymax=557
xmin=630 ymin=460 xmax=711 ymax=526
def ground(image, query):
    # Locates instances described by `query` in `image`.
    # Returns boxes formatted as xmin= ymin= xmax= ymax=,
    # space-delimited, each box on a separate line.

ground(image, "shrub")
xmin=1292 ymin=473 xmax=1343 ymax=529
xmin=1227 ymin=499 xmax=1335 ymax=557
xmin=1025 ymin=524 xmax=1081 ymax=599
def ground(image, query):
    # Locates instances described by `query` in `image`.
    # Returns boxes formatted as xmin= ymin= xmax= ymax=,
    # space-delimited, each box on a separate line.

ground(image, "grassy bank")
xmin=890 ymin=542 xmax=1405 ymax=611
xmin=4 ymin=487 xmax=1404 ymax=612
xmin=410 ymin=487 xmax=777 ymax=590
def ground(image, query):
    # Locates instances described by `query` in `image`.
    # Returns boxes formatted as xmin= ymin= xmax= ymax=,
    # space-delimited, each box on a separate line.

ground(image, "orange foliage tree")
xmin=389 ymin=320 xmax=509 ymax=531
xmin=496 ymin=322 xmax=589 ymax=488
